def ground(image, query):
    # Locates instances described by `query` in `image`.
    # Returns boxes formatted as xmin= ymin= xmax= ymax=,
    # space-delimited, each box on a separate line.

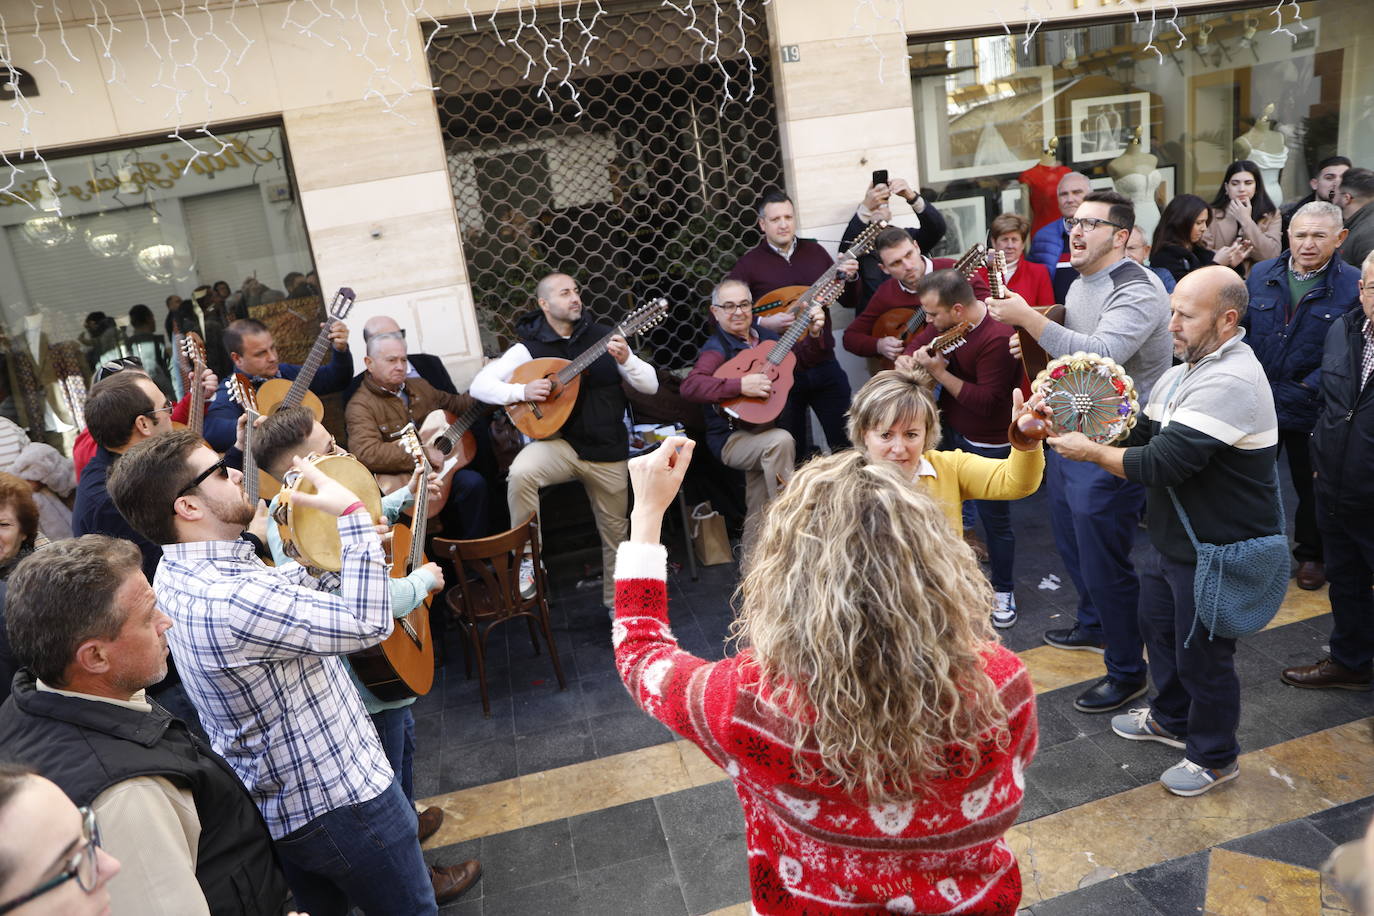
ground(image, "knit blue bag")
xmin=1167 ymin=487 xmax=1289 ymax=646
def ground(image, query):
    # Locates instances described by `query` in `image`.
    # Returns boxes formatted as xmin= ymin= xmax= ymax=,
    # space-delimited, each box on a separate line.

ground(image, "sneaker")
xmin=1111 ymin=707 xmax=1184 ymax=749
xmin=1160 ymin=758 xmax=1239 ymax=797
xmin=518 ymin=554 xmax=536 ymax=599
xmin=1043 ymin=625 xmax=1106 ymax=653
xmin=991 ymin=592 xmax=1018 ymax=629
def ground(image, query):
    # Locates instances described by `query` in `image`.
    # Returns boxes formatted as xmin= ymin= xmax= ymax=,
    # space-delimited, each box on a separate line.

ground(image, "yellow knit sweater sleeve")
xmin=921 ymin=447 xmax=1046 ymax=530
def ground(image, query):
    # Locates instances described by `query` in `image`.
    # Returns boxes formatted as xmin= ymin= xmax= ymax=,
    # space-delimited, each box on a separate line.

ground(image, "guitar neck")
xmin=555 ymin=326 xmax=624 ymax=386
xmin=408 ymin=470 xmax=429 ymax=570
xmin=189 ymin=364 xmax=206 ymax=436
xmin=282 ymin=326 xmax=334 ymax=410
xmin=437 ymin=402 xmax=491 ymax=454
xmin=242 ymin=412 xmax=260 ymax=505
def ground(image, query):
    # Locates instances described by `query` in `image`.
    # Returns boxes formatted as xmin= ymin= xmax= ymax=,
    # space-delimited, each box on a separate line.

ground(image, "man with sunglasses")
xmin=0 ymin=765 xmax=121 ymax=916
xmin=0 ymin=537 xmax=290 ymax=915
xmin=990 ymin=190 xmax=1172 ymax=715
xmin=107 ymin=431 xmax=451 ymax=915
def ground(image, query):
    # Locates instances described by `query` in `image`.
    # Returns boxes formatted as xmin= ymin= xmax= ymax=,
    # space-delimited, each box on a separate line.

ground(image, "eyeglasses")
xmin=176 ymin=456 xmax=230 ymax=498
xmin=1064 ymin=217 xmax=1126 ymax=233
xmin=144 ymin=399 xmax=175 ymax=420
xmin=1360 ymin=281 xmax=1374 ymax=294
xmin=0 ymin=807 xmax=102 ymax=914
xmin=93 ymin=355 xmax=144 ymax=383
xmin=712 ymin=302 xmax=753 ymax=313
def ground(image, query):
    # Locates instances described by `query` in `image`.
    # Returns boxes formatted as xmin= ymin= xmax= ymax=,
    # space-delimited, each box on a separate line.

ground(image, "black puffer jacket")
xmin=1311 ymin=309 xmax=1374 ymax=514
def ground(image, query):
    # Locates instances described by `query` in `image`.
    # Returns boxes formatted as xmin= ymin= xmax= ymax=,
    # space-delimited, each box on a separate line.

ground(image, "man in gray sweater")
xmin=1048 ymin=266 xmax=1280 ymax=796
xmin=990 ymin=190 xmax=1171 ymax=714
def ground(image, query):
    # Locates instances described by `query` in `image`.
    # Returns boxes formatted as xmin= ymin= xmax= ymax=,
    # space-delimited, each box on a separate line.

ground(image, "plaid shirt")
xmin=1362 ymin=317 xmax=1374 ymax=390
xmin=155 ymin=514 xmax=395 ymax=838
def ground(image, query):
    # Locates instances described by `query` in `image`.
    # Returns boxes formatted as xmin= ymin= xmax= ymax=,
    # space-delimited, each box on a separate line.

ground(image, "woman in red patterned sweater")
xmin=615 ymin=440 xmax=1038 ymax=915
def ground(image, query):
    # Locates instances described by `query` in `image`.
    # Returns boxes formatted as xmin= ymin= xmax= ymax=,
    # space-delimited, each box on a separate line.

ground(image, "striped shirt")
xmin=1361 ymin=317 xmax=1374 ymax=390
xmin=154 ymin=514 xmax=395 ymax=838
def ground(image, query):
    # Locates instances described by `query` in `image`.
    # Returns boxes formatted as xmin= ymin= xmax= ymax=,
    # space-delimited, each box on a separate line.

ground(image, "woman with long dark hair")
xmin=1200 ymin=160 xmax=1282 ymax=276
xmin=1150 ymin=193 xmax=1248 ymax=281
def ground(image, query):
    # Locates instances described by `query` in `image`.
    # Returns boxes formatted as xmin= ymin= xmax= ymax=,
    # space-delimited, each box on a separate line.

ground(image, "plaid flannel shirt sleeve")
xmin=227 ymin=513 xmax=393 ymax=660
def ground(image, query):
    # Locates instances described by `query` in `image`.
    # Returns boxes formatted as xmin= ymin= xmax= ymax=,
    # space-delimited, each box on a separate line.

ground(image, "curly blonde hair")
xmin=845 ymin=366 xmax=940 ymax=450
xmin=731 ymin=450 xmax=1009 ymax=804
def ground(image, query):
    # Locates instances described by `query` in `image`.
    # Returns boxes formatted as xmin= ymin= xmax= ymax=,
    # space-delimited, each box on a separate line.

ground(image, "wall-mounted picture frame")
xmin=1070 ymin=92 xmax=1151 ymax=163
xmin=916 ymin=66 xmax=1055 ymax=182
xmin=930 ymin=195 xmax=988 ymax=258
xmin=999 ymin=186 xmax=1025 ymax=218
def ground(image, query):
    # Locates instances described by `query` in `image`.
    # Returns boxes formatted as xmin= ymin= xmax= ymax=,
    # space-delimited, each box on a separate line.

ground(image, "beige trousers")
xmin=720 ymin=427 xmax=794 ymax=548
xmin=507 ymin=437 xmax=629 ymax=608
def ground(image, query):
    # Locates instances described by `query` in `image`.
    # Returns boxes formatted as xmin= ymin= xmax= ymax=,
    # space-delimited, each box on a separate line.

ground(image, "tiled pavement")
xmin=411 ymin=477 xmax=1374 ymax=914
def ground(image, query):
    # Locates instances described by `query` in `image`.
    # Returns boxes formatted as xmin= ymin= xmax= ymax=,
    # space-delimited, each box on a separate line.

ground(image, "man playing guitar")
xmin=469 ymin=272 xmax=659 ymax=613
xmin=900 ymin=269 xmax=1025 ymax=628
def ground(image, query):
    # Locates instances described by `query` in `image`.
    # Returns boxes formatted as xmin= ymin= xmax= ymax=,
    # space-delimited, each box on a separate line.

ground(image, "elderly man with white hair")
xmin=1028 ymin=171 xmax=1093 ymax=301
xmin=1242 ymin=200 xmax=1363 ymax=591
xmin=343 ymin=315 xmax=459 ymax=404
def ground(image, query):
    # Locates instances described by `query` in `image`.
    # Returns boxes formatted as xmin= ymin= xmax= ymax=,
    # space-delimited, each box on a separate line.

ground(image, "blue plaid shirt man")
xmin=154 ymin=513 xmax=395 ymax=838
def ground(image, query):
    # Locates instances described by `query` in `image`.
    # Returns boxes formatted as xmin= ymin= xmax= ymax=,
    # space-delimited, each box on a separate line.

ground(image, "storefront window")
xmin=910 ymin=0 xmax=1371 ymax=256
xmin=0 ymin=126 xmax=316 ymax=447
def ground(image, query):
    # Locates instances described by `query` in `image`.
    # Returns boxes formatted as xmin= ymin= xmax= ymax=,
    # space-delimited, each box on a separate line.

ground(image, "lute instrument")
xmin=255 ymin=287 xmax=356 ymax=421
xmin=869 ymin=242 xmax=987 ymax=369
xmin=715 ymin=224 xmax=889 ymax=425
xmin=349 ymin=424 xmax=437 ymax=700
xmin=749 ymin=221 xmax=888 ymax=318
xmin=506 ymin=298 xmax=669 ymax=439
xmin=225 ymin=373 xmax=268 ymax=505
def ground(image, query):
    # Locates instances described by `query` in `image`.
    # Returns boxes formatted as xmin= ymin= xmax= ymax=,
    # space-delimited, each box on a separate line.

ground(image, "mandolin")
xmin=225 ymin=373 xmax=272 ymax=504
xmin=349 ymin=424 xmax=436 ymax=700
xmin=869 ymin=242 xmax=987 ymax=369
xmin=170 ymin=332 xmax=209 ymax=436
xmin=506 ymin=298 xmax=669 ymax=439
xmin=991 ymin=248 xmax=1067 ymax=383
xmin=255 ymin=287 xmax=356 ymax=421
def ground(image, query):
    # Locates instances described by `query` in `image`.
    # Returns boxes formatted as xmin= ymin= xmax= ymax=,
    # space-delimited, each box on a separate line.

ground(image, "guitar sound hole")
xmin=435 ymin=437 xmax=452 ymax=453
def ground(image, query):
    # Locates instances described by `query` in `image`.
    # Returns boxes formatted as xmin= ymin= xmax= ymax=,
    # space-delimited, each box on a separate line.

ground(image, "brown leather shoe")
xmin=963 ymin=529 xmax=989 ymax=563
xmin=1281 ymin=657 xmax=1373 ymax=691
xmin=416 ymin=805 xmax=444 ymax=843
xmin=1295 ymin=560 xmax=1326 ymax=590
xmin=430 ymin=860 xmax=481 ymax=904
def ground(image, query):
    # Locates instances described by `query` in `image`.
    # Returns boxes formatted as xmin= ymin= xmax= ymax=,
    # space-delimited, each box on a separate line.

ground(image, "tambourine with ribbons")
xmin=1009 ymin=351 xmax=1139 ymax=450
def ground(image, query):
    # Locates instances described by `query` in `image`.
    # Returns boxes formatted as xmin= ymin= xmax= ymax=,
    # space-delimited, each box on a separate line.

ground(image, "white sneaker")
xmin=992 ymin=591 xmax=1017 ymax=629
xmin=518 ymin=555 xmax=536 ymax=599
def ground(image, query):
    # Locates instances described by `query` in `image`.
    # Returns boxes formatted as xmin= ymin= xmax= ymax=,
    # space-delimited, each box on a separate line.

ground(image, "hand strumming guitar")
xmin=522 ymin=377 xmax=553 ymax=402
xmin=740 ymin=373 xmax=772 ymax=399
xmin=876 ymin=336 xmax=904 ymax=361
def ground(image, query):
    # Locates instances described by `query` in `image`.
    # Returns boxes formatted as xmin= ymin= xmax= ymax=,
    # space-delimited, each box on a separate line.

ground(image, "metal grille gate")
xmin=426 ymin=1 xmax=784 ymax=372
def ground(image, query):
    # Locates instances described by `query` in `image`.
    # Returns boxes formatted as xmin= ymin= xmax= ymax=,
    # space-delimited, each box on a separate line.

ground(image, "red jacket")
xmin=613 ymin=544 xmax=1038 ymax=915
xmin=976 ymin=259 xmax=1055 ymax=308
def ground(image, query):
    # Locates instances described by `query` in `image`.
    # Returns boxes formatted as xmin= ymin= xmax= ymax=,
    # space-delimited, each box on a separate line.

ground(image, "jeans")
xmin=1138 ymin=546 xmax=1240 ymax=769
xmin=947 ymin=432 xmax=1016 ymax=593
xmin=1317 ymin=497 xmax=1374 ymax=673
xmin=372 ymin=707 xmax=416 ymax=803
xmin=1278 ymin=429 xmax=1321 ymax=562
xmin=781 ymin=357 xmax=851 ymax=455
xmin=1045 ymin=449 xmax=1147 ymax=682
xmin=274 ymin=781 xmax=435 ymax=916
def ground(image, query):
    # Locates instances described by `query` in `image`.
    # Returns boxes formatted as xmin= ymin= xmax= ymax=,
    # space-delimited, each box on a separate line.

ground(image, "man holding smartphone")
xmin=840 ymin=172 xmax=949 ymax=311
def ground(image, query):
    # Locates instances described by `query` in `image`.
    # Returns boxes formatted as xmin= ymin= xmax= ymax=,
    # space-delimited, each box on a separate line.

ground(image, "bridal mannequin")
xmin=1233 ymin=104 xmax=1289 ymax=206
xmin=1108 ymin=128 xmax=1163 ymax=240
xmin=1019 ymin=138 xmax=1071 ymax=234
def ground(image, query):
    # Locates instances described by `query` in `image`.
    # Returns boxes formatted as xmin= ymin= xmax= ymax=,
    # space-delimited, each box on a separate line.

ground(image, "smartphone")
xmin=871 ymin=169 xmax=888 ymax=187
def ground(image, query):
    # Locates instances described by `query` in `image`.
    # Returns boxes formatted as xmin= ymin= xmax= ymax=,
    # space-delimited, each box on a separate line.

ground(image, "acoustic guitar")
xmin=255 ymin=287 xmax=356 ymax=421
xmin=506 ymin=298 xmax=669 ymax=439
xmin=994 ymin=247 xmax=1066 ymax=383
xmin=750 ymin=221 xmax=888 ymax=318
xmin=349 ymin=424 xmax=436 ymax=700
xmin=715 ymin=223 xmax=890 ymax=425
xmin=225 ymin=373 xmax=267 ymax=507
xmin=869 ymin=243 xmax=987 ymax=369
xmin=376 ymin=401 xmax=498 ymax=517
xmin=171 ymin=332 xmax=208 ymax=436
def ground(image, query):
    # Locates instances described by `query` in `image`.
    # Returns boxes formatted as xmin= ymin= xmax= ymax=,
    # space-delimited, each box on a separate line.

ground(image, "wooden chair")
xmin=431 ymin=515 xmax=567 ymax=717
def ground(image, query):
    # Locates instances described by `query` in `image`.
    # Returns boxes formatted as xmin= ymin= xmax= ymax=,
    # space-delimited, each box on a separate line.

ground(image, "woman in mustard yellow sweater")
xmin=847 ymin=367 xmax=1045 ymax=627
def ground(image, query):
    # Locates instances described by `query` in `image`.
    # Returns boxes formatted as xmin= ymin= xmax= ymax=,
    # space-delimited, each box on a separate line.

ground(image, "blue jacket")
xmin=202 ymin=349 xmax=353 ymax=450
xmin=1028 ymin=220 xmax=1067 ymax=271
xmin=1242 ymin=254 xmax=1362 ymax=431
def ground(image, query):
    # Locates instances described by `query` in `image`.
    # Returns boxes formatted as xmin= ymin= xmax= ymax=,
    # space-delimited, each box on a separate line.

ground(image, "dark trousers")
xmin=274 ymin=781 xmax=436 ymax=916
xmin=1139 ymin=546 xmax=1240 ymax=769
xmin=1045 ymin=450 xmax=1147 ymax=682
xmin=371 ymin=706 xmax=417 ymax=803
xmin=1278 ymin=429 xmax=1321 ymax=562
xmin=1317 ymin=498 xmax=1374 ymax=673
xmin=781 ymin=357 xmax=851 ymax=455
xmin=948 ymin=432 xmax=1016 ymax=592
xmin=440 ymin=468 xmax=491 ymax=540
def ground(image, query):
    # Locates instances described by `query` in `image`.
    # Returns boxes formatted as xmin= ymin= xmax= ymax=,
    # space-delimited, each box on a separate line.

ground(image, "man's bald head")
xmin=536 ymin=272 xmax=574 ymax=305
xmin=362 ymin=315 xmax=403 ymax=342
xmin=1169 ymin=266 xmax=1247 ymax=365
xmin=1182 ymin=265 xmax=1249 ymax=322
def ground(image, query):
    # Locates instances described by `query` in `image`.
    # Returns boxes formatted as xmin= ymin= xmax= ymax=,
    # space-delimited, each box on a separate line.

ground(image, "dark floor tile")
xmin=1243 ymin=617 xmax=1329 ymax=666
xmin=438 ymin=736 xmax=516 ymax=793
xmin=1032 ymin=703 xmax=1095 ymax=751
xmin=1241 ymin=678 xmax=1370 ymax=743
xmin=1221 ymin=818 xmax=1337 ymax=870
xmin=1034 ymin=685 xmax=1115 ymax=741
xmin=571 ymin=638 xmax=618 ymax=678
xmin=1024 ymin=736 xmax=1138 ymax=812
xmin=570 ymin=798 xmax=670 ymax=873
xmin=515 ymin=720 xmax=597 ymax=775
xmin=1086 ymin=728 xmax=1183 ymax=787
xmin=1031 ymin=874 xmax=1163 ymax=915
xmin=444 ymin=694 xmax=516 ymax=747
xmin=1309 ymin=796 xmax=1374 ymax=845
xmin=479 ymin=819 xmax=575 ymax=896
xmin=579 ymin=669 xmax=640 ymax=717
xmin=589 ymin=708 xmax=674 ymax=758
xmin=512 ymin=680 xmax=588 ymax=736
xmin=655 ymin=781 xmax=749 ymax=915
xmin=480 ymin=875 xmax=580 ymax=916
xmin=1121 ymin=851 xmax=1209 ymax=916
xmin=576 ymin=851 xmax=688 ymax=916
xmin=1014 ymin=782 xmax=1055 ymax=825
xmin=426 ymin=836 xmax=482 ymax=869
xmin=1232 ymin=639 xmax=1285 ymax=687
xmin=437 ymin=898 xmax=481 ymax=916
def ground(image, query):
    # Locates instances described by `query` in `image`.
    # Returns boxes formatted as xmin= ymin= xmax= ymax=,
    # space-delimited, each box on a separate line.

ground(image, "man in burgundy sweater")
xmin=727 ymin=189 xmax=856 ymax=454
xmin=843 ymin=227 xmax=991 ymax=364
xmin=902 ymin=269 xmax=1025 ymax=627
